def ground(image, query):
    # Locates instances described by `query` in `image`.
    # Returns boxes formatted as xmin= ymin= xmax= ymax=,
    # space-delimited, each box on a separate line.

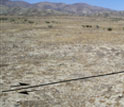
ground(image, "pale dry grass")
xmin=0 ymin=16 xmax=124 ymax=107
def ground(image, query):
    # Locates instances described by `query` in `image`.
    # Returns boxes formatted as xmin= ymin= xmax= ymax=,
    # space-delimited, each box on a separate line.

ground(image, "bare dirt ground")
xmin=0 ymin=16 xmax=124 ymax=107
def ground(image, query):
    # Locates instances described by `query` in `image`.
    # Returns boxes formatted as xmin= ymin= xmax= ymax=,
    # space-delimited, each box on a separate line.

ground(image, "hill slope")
xmin=0 ymin=0 xmax=124 ymax=16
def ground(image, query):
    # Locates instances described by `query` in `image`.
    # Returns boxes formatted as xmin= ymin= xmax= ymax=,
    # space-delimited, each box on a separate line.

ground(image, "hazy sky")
xmin=21 ymin=0 xmax=124 ymax=10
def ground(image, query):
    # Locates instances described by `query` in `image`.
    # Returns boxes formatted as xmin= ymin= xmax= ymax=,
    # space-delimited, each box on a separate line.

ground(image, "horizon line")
xmin=11 ymin=0 xmax=124 ymax=11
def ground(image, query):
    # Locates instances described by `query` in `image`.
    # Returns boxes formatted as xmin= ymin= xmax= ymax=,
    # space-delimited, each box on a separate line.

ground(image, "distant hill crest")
xmin=0 ymin=0 xmax=124 ymax=16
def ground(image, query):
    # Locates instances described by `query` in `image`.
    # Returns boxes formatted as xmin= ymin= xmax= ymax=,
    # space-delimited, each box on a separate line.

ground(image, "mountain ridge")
xmin=0 ymin=0 xmax=124 ymax=17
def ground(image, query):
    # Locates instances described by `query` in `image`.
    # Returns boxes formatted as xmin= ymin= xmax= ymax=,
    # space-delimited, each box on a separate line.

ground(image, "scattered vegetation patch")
xmin=27 ymin=20 xmax=34 ymax=24
xmin=0 ymin=17 xmax=8 ymax=21
xmin=45 ymin=21 xmax=58 ymax=24
xmin=0 ymin=16 xmax=35 ymax=24
xmin=10 ymin=18 xmax=15 ymax=22
xmin=86 ymin=25 xmax=92 ymax=28
xmin=45 ymin=21 xmax=50 ymax=24
xmin=82 ymin=25 xmax=85 ymax=27
xmin=82 ymin=25 xmax=92 ymax=28
xmin=48 ymin=25 xmax=53 ymax=28
xmin=96 ymin=25 xmax=100 ymax=29
xmin=23 ymin=19 xmax=28 ymax=22
xmin=51 ymin=21 xmax=55 ymax=23
xmin=107 ymin=27 xmax=112 ymax=31
xmin=51 ymin=21 xmax=58 ymax=24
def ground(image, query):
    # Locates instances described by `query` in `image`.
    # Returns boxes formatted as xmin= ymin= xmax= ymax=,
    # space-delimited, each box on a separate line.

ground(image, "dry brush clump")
xmin=107 ymin=27 xmax=112 ymax=31
xmin=0 ymin=16 xmax=35 ymax=24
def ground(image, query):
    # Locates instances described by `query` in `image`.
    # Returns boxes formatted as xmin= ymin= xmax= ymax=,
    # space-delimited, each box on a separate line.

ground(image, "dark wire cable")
xmin=2 ymin=71 xmax=124 ymax=93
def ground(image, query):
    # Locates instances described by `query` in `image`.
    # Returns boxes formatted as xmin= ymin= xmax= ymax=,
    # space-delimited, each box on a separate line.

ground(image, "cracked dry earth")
xmin=0 ymin=17 xmax=124 ymax=107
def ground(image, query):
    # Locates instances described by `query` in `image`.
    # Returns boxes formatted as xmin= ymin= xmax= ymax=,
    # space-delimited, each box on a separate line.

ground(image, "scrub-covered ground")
xmin=0 ymin=16 xmax=124 ymax=107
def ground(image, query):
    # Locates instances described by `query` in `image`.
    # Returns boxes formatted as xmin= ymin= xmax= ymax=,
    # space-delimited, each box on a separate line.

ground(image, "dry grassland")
xmin=0 ymin=16 xmax=124 ymax=107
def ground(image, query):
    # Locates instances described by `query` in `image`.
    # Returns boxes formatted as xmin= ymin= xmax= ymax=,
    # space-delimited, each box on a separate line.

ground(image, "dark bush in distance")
xmin=24 ymin=19 xmax=28 ymax=22
xmin=10 ymin=18 xmax=15 ymax=22
xmin=0 ymin=17 xmax=8 ymax=21
xmin=82 ymin=25 xmax=85 ymax=28
xmin=48 ymin=25 xmax=53 ymax=28
xmin=45 ymin=21 xmax=50 ymax=24
xmin=96 ymin=25 xmax=100 ymax=29
xmin=107 ymin=27 xmax=112 ymax=31
xmin=28 ymin=20 xmax=34 ymax=24
xmin=86 ymin=25 xmax=92 ymax=28
xmin=82 ymin=25 xmax=92 ymax=28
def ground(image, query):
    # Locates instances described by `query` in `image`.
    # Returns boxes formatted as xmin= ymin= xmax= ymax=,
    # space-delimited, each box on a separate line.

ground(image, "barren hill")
xmin=0 ymin=0 xmax=124 ymax=16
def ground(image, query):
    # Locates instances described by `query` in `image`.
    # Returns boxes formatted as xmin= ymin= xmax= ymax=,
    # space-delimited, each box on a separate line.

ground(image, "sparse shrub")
xmin=86 ymin=25 xmax=89 ymax=28
xmin=51 ymin=21 xmax=58 ymax=24
xmin=82 ymin=25 xmax=85 ymax=28
xmin=52 ymin=21 xmax=55 ymax=23
xmin=22 ymin=19 xmax=28 ymax=23
xmin=45 ymin=21 xmax=50 ymax=24
xmin=107 ymin=27 xmax=112 ymax=31
xmin=82 ymin=25 xmax=92 ymax=28
xmin=10 ymin=18 xmax=15 ymax=22
xmin=48 ymin=25 xmax=53 ymax=28
xmin=24 ymin=19 xmax=28 ymax=22
xmin=86 ymin=25 xmax=92 ymax=28
xmin=28 ymin=20 xmax=34 ymax=24
xmin=96 ymin=25 xmax=100 ymax=29
xmin=0 ymin=17 xmax=8 ymax=21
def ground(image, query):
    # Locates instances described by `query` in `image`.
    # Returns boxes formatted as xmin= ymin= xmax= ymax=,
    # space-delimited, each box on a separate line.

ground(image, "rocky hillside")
xmin=0 ymin=0 xmax=124 ymax=16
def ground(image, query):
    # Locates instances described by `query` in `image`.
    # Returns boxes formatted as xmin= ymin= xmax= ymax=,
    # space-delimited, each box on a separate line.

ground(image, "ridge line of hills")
xmin=0 ymin=0 xmax=124 ymax=17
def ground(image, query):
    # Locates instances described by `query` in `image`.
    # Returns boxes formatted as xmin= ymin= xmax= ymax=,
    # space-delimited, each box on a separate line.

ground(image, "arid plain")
xmin=0 ymin=16 xmax=124 ymax=107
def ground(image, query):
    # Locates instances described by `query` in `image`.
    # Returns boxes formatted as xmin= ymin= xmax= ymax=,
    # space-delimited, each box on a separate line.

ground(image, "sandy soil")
xmin=0 ymin=16 xmax=124 ymax=107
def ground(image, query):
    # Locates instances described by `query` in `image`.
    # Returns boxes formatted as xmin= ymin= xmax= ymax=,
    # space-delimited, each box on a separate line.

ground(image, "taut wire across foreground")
xmin=2 ymin=71 xmax=124 ymax=94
